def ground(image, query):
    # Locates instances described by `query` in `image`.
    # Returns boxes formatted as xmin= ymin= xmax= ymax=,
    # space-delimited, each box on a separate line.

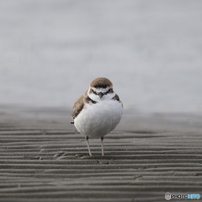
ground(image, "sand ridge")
xmin=0 ymin=107 xmax=202 ymax=201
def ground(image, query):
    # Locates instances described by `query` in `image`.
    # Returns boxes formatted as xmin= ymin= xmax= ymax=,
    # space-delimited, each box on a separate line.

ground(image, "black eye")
xmin=92 ymin=90 xmax=97 ymax=95
xmin=104 ymin=89 xmax=110 ymax=95
xmin=103 ymin=89 xmax=112 ymax=95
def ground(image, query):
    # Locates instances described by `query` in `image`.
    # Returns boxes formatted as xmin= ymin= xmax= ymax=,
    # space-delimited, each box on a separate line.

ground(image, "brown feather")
xmin=112 ymin=94 xmax=123 ymax=107
xmin=90 ymin=77 xmax=113 ymax=88
xmin=71 ymin=92 xmax=86 ymax=119
xmin=71 ymin=91 xmax=98 ymax=119
xmin=112 ymin=94 xmax=120 ymax=102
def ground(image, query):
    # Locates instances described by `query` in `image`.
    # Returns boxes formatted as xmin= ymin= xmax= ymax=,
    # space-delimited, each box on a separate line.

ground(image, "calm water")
xmin=0 ymin=0 xmax=202 ymax=113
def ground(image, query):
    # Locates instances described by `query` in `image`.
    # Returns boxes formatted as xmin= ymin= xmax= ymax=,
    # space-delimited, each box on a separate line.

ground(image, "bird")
xmin=71 ymin=77 xmax=123 ymax=156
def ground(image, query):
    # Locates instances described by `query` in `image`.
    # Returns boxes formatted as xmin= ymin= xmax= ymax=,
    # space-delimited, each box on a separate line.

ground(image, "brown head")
xmin=90 ymin=77 xmax=113 ymax=88
xmin=88 ymin=77 xmax=114 ymax=99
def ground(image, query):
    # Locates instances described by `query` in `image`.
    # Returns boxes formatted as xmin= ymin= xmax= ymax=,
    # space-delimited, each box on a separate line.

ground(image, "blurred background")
xmin=0 ymin=0 xmax=202 ymax=113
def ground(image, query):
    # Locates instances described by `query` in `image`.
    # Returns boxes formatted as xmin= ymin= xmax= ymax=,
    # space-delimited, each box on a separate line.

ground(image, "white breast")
xmin=74 ymin=99 xmax=122 ymax=138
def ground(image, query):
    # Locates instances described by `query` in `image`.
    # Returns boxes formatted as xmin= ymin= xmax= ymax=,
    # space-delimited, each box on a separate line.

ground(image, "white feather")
xmin=74 ymin=97 xmax=122 ymax=138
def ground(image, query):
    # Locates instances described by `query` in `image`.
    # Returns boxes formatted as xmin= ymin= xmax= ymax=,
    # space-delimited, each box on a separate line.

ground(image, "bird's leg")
xmin=85 ymin=136 xmax=92 ymax=156
xmin=101 ymin=136 xmax=104 ymax=156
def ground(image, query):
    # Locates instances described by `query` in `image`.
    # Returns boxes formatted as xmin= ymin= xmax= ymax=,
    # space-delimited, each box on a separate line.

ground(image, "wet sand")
xmin=0 ymin=107 xmax=202 ymax=201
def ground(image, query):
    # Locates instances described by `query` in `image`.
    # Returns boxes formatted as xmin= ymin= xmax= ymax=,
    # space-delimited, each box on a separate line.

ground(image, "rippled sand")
xmin=0 ymin=107 xmax=201 ymax=201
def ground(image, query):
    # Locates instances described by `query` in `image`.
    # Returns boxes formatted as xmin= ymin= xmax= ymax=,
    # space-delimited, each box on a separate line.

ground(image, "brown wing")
xmin=71 ymin=92 xmax=87 ymax=119
xmin=112 ymin=94 xmax=123 ymax=107
xmin=112 ymin=94 xmax=120 ymax=102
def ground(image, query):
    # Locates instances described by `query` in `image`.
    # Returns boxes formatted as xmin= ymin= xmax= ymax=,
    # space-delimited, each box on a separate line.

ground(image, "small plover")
xmin=71 ymin=77 xmax=123 ymax=156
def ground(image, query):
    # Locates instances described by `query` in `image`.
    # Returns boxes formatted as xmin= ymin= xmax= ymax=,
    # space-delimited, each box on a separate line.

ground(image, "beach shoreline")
xmin=0 ymin=106 xmax=202 ymax=201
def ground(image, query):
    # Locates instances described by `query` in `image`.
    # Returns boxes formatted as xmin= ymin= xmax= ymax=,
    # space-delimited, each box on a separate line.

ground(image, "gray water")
xmin=1 ymin=0 xmax=202 ymax=113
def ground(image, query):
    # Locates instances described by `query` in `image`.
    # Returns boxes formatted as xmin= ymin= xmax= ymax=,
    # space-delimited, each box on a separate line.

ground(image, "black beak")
xmin=98 ymin=92 xmax=104 ymax=98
